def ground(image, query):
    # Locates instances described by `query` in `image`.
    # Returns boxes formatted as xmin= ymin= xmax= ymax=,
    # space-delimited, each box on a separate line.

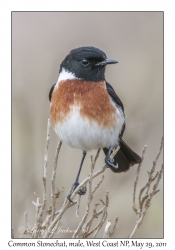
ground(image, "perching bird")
xmin=49 ymin=46 xmax=141 ymax=202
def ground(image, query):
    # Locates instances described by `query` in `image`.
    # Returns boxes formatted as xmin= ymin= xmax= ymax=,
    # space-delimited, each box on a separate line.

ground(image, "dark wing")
xmin=103 ymin=82 xmax=141 ymax=173
xmin=105 ymin=81 xmax=125 ymax=138
xmin=105 ymin=81 xmax=124 ymax=112
xmin=49 ymin=83 xmax=56 ymax=102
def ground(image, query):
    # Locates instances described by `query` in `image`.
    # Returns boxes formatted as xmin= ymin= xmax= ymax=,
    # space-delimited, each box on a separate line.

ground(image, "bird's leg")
xmin=67 ymin=151 xmax=87 ymax=203
xmin=105 ymin=146 xmax=119 ymax=170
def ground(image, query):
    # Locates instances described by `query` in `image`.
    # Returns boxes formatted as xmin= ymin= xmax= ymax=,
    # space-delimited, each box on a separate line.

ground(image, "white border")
xmin=1 ymin=1 xmax=174 ymax=249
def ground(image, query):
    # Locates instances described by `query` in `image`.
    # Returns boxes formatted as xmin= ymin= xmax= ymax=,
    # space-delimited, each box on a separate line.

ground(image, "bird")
xmin=49 ymin=46 xmax=141 ymax=202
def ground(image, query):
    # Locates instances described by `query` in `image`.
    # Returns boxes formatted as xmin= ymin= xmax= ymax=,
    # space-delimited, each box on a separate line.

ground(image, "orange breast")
xmin=50 ymin=80 xmax=117 ymax=128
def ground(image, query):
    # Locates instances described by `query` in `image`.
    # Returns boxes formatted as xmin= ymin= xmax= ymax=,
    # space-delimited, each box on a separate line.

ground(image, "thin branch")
xmin=92 ymin=192 xmax=109 ymax=238
xmin=51 ymin=140 xmax=62 ymax=221
xmin=109 ymin=217 xmax=119 ymax=238
xmin=32 ymin=197 xmax=42 ymax=237
xmin=133 ymin=145 xmax=147 ymax=213
xmin=82 ymin=203 xmax=103 ymax=235
xmin=20 ymin=211 xmax=33 ymax=238
xmin=145 ymin=137 xmax=163 ymax=196
xmin=85 ymin=209 xmax=106 ymax=238
xmin=110 ymin=146 xmax=120 ymax=160
xmin=76 ymin=195 xmax=82 ymax=218
xmin=93 ymin=149 xmax=101 ymax=166
xmin=42 ymin=214 xmax=51 ymax=231
xmin=33 ymin=119 xmax=50 ymax=238
xmin=24 ymin=212 xmax=31 ymax=234
xmin=81 ymin=197 xmax=108 ymax=238
xmin=43 ymin=118 xmax=50 ymax=179
xmin=92 ymin=175 xmax=105 ymax=197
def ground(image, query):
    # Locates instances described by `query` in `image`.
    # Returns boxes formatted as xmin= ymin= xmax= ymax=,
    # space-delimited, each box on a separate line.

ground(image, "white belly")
xmin=53 ymin=106 xmax=124 ymax=151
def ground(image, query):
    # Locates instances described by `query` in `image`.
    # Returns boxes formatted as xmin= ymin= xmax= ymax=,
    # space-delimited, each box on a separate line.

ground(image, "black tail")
xmin=103 ymin=139 xmax=141 ymax=173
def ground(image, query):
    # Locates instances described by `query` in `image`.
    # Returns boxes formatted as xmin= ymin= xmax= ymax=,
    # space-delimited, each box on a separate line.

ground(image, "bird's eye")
xmin=81 ymin=59 xmax=89 ymax=66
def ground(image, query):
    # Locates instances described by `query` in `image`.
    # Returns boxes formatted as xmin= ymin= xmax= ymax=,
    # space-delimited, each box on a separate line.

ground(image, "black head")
xmin=60 ymin=46 xmax=118 ymax=81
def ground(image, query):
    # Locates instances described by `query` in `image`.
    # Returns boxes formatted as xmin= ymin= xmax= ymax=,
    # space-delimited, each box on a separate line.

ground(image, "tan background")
xmin=12 ymin=12 xmax=163 ymax=238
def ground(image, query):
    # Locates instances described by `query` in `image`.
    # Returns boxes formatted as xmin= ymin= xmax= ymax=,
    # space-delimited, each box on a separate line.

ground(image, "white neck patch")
xmin=56 ymin=68 xmax=79 ymax=86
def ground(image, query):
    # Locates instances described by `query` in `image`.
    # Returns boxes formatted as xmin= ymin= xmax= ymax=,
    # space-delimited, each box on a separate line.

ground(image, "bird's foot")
xmin=105 ymin=154 xmax=119 ymax=171
xmin=67 ymin=182 xmax=87 ymax=203
xmin=78 ymin=186 xmax=87 ymax=195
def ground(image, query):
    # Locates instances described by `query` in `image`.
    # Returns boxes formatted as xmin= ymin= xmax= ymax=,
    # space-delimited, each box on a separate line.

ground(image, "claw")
xmin=105 ymin=155 xmax=118 ymax=170
xmin=67 ymin=183 xmax=87 ymax=203
xmin=78 ymin=186 xmax=87 ymax=195
xmin=105 ymin=146 xmax=119 ymax=171
xmin=67 ymin=194 xmax=75 ymax=203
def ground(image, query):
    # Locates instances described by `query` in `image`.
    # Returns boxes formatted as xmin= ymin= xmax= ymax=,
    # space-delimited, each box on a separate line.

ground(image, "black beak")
xmin=95 ymin=58 xmax=118 ymax=66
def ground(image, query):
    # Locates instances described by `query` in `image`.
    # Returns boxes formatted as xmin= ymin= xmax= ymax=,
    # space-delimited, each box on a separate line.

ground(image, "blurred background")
xmin=12 ymin=12 xmax=163 ymax=238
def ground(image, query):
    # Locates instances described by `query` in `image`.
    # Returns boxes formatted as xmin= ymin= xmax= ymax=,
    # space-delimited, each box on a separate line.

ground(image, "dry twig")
xmin=51 ymin=140 xmax=62 ymax=221
xmin=129 ymin=137 xmax=164 ymax=238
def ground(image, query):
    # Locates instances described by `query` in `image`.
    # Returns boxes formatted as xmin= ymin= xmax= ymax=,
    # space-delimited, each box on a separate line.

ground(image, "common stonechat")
xmin=49 ymin=46 xmax=141 ymax=202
